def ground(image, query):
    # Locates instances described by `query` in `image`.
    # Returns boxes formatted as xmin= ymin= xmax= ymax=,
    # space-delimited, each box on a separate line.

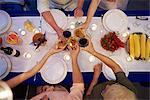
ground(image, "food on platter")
xmin=6 ymin=31 xmax=22 ymax=45
xmin=32 ymin=33 xmax=43 ymax=43
xmin=101 ymin=32 xmax=125 ymax=52
xmin=145 ymin=38 xmax=150 ymax=61
xmin=74 ymin=28 xmax=85 ymax=38
xmin=127 ymin=32 xmax=150 ymax=61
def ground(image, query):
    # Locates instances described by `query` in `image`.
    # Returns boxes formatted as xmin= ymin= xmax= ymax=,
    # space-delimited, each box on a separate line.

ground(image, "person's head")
xmin=102 ymin=84 xmax=136 ymax=100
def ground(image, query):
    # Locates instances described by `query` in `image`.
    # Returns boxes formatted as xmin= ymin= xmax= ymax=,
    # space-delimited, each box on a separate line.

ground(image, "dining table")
xmin=2 ymin=9 xmax=150 ymax=86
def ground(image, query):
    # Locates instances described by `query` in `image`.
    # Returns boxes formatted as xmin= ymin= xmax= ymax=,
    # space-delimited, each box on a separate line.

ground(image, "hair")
xmin=102 ymin=84 xmax=136 ymax=100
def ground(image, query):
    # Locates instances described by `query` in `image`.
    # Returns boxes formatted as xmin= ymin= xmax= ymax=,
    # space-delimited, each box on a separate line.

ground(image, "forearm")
xmin=42 ymin=11 xmax=60 ymax=35
xmin=6 ymin=51 xmax=54 ymax=88
xmin=91 ymin=51 xmax=122 ymax=73
xmin=77 ymin=0 xmax=84 ymax=9
xmin=72 ymin=57 xmax=83 ymax=83
xmin=85 ymin=0 xmax=101 ymax=24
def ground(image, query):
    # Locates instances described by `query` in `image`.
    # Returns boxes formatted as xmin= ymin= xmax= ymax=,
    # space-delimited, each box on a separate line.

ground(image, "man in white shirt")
xmin=37 ymin=0 xmax=84 ymax=40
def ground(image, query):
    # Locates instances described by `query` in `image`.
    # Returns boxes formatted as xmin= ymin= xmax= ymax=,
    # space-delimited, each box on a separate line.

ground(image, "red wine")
xmin=63 ymin=31 xmax=71 ymax=38
xmin=78 ymin=38 xmax=89 ymax=47
xmin=0 ymin=47 xmax=20 ymax=57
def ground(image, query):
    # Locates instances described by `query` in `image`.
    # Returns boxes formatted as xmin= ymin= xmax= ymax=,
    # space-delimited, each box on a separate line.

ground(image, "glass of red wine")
xmin=63 ymin=31 xmax=71 ymax=38
xmin=78 ymin=38 xmax=89 ymax=47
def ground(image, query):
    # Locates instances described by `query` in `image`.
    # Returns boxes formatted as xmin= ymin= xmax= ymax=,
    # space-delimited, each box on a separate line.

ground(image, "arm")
xmin=6 ymin=45 xmax=66 ymax=88
xmin=37 ymin=0 xmax=64 ymax=39
xmin=82 ymin=35 xmax=122 ymax=73
xmin=74 ymin=0 xmax=84 ymax=17
xmin=68 ymin=44 xmax=83 ymax=83
xmin=86 ymin=63 xmax=102 ymax=95
xmin=80 ymin=0 xmax=101 ymax=29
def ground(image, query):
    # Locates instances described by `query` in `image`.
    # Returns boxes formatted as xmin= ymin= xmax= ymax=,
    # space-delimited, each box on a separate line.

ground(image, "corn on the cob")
xmin=134 ymin=34 xmax=140 ymax=58
xmin=145 ymin=38 xmax=150 ymax=61
xmin=140 ymin=33 xmax=146 ymax=59
xmin=129 ymin=34 xmax=135 ymax=58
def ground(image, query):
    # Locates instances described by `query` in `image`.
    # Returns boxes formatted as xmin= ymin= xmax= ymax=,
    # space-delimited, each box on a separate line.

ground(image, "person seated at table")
xmin=79 ymin=0 xmax=128 ymax=30
xmin=82 ymin=35 xmax=137 ymax=100
xmin=37 ymin=0 xmax=84 ymax=40
xmin=31 ymin=43 xmax=84 ymax=100
xmin=5 ymin=43 xmax=84 ymax=100
xmin=6 ymin=44 xmax=66 ymax=89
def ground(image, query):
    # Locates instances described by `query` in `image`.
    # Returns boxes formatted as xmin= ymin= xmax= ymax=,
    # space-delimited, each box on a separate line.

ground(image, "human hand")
xmin=68 ymin=43 xmax=80 ymax=59
xmin=56 ymin=27 xmax=65 ymax=41
xmin=78 ymin=21 xmax=89 ymax=31
xmin=81 ymin=35 xmax=95 ymax=54
xmin=48 ymin=43 xmax=66 ymax=55
xmin=74 ymin=7 xmax=84 ymax=17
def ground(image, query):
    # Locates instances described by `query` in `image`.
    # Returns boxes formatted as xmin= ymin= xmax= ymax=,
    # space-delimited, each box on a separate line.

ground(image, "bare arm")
xmin=6 ymin=45 xmax=66 ymax=88
xmin=79 ymin=0 xmax=101 ymax=29
xmin=68 ymin=44 xmax=83 ymax=83
xmin=42 ymin=11 xmax=63 ymax=36
xmin=6 ymin=52 xmax=53 ymax=88
xmin=72 ymin=56 xmax=83 ymax=83
xmin=82 ymin=35 xmax=123 ymax=73
xmin=37 ymin=0 xmax=64 ymax=39
xmin=77 ymin=0 xmax=84 ymax=9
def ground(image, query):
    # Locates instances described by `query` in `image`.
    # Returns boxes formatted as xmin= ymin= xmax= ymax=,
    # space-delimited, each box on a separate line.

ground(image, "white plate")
xmin=42 ymin=9 xmax=67 ymax=34
xmin=102 ymin=56 xmax=129 ymax=80
xmin=41 ymin=56 xmax=67 ymax=84
xmin=0 ymin=53 xmax=12 ymax=80
xmin=103 ymin=9 xmax=128 ymax=33
xmin=0 ymin=10 xmax=12 ymax=35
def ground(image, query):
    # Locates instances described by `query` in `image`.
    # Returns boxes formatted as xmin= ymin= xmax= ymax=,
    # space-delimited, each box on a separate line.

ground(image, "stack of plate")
xmin=0 ymin=10 xmax=12 ymax=35
xmin=0 ymin=53 xmax=12 ymax=80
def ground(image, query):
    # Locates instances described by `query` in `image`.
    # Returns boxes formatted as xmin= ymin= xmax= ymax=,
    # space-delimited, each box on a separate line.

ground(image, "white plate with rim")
xmin=0 ymin=10 xmax=12 ymax=35
xmin=102 ymin=9 xmax=128 ymax=33
xmin=42 ymin=9 xmax=67 ymax=34
xmin=102 ymin=56 xmax=129 ymax=80
xmin=0 ymin=53 xmax=12 ymax=80
xmin=41 ymin=56 xmax=67 ymax=84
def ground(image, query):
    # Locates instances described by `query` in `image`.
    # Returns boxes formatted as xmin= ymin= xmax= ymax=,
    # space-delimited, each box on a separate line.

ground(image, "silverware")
xmin=39 ymin=15 xmax=42 ymax=32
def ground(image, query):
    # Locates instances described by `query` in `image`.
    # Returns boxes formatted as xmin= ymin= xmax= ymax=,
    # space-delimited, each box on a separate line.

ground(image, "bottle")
xmin=0 ymin=47 xmax=20 ymax=57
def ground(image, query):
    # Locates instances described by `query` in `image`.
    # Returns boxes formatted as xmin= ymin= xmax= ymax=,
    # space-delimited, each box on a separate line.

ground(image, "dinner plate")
xmin=102 ymin=56 xmax=129 ymax=80
xmin=42 ymin=9 xmax=67 ymax=34
xmin=41 ymin=56 xmax=67 ymax=84
xmin=0 ymin=53 xmax=12 ymax=80
xmin=0 ymin=10 xmax=12 ymax=35
xmin=102 ymin=9 xmax=128 ymax=33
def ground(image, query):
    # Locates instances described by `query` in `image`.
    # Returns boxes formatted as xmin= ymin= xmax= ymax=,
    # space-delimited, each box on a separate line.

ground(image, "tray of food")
xmin=126 ymin=32 xmax=150 ymax=61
